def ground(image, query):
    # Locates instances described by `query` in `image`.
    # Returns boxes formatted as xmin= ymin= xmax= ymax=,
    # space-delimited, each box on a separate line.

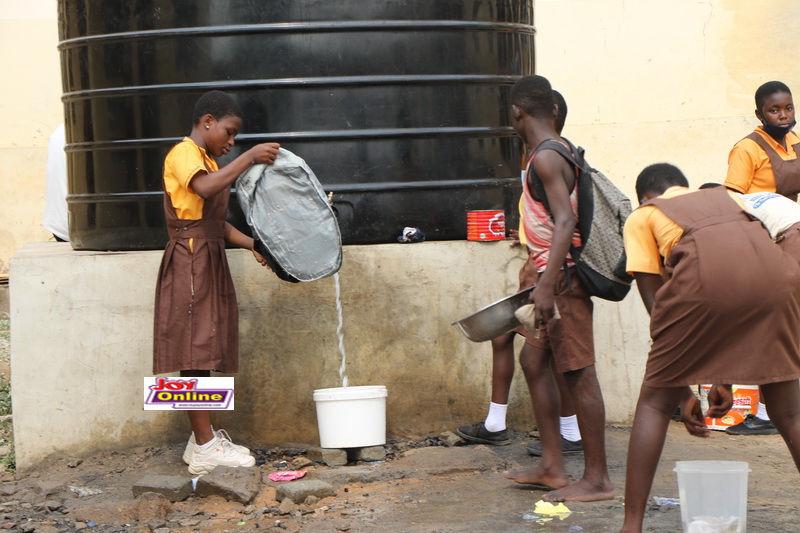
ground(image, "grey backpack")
xmin=529 ymin=138 xmax=634 ymax=301
xmin=236 ymin=149 xmax=342 ymax=282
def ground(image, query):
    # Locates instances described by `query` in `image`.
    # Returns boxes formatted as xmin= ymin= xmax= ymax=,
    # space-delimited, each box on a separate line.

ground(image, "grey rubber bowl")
xmin=453 ymin=286 xmax=534 ymax=342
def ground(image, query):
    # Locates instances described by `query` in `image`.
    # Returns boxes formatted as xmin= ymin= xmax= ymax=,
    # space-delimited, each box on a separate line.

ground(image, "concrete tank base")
xmin=9 ymin=241 xmax=649 ymax=471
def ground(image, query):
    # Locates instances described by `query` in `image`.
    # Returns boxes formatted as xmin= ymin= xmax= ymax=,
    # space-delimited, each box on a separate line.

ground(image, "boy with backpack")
xmin=456 ymin=90 xmax=583 ymax=455
xmin=502 ymin=75 xmax=614 ymax=502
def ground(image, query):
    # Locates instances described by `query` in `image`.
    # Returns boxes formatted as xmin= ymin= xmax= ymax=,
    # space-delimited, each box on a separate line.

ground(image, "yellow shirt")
xmin=724 ymin=127 xmax=800 ymax=194
xmin=624 ymin=186 xmax=744 ymax=275
xmin=163 ymin=137 xmax=218 ymax=220
xmin=517 ymin=195 xmax=527 ymax=246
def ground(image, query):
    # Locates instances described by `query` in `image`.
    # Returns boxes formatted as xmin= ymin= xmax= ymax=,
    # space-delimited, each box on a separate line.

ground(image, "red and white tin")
xmin=466 ymin=210 xmax=505 ymax=241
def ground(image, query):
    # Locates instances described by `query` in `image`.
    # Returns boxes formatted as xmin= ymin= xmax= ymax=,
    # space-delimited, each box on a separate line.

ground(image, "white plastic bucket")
xmin=674 ymin=461 xmax=750 ymax=533
xmin=312 ymin=385 xmax=388 ymax=448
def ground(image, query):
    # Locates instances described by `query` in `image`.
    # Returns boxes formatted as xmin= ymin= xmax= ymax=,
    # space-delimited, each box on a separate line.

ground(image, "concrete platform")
xmin=9 ymin=241 xmax=650 ymax=470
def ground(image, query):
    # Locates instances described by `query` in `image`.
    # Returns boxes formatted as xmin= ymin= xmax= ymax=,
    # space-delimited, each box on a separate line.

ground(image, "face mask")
xmin=761 ymin=119 xmax=796 ymax=140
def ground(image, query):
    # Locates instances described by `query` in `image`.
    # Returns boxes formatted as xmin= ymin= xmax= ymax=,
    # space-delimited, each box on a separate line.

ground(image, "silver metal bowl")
xmin=452 ymin=286 xmax=534 ymax=342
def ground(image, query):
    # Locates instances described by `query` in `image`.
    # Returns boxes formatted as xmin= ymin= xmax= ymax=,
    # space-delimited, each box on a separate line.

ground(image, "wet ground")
xmin=0 ymin=422 xmax=797 ymax=532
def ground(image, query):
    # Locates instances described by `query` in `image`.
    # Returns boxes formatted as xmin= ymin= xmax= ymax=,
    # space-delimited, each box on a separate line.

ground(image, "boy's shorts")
xmin=523 ymin=267 xmax=595 ymax=373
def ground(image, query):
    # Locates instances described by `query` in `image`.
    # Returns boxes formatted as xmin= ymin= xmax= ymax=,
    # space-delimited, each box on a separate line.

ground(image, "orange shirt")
xmin=163 ymin=137 xmax=218 ymax=220
xmin=724 ymin=127 xmax=800 ymax=194
xmin=624 ymin=186 xmax=744 ymax=276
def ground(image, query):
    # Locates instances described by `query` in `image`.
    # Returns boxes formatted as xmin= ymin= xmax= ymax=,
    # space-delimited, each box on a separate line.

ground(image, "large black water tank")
xmin=58 ymin=0 xmax=535 ymax=250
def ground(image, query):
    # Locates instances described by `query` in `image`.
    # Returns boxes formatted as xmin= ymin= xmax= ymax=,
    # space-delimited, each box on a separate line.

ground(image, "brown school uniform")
xmin=744 ymin=131 xmax=800 ymax=200
xmin=643 ymin=186 xmax=800 ymax=387
xmin=153 ymin=139 xmax=239 ymax=374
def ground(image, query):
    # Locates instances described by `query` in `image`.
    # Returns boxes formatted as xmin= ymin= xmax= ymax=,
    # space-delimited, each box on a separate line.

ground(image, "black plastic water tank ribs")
xmin=58 ymin=0 xmax=535 ymax=250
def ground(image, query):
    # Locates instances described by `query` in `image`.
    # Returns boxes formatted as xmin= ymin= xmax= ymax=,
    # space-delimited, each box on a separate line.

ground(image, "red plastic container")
xmin=467 ymin=210 xmax=505 ymax=241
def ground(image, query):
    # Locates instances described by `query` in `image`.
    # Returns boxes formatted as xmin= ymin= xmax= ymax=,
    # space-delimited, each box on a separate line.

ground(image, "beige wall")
xmin=0 ymin=1 xmax=62 ymax=274
xmin=536 ymin=0 xmax=800 ymax=199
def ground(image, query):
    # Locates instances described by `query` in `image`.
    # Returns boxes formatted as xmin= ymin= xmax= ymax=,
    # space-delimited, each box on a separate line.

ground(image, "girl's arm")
xmin=191 ymin=143 xmax=280 ymax=198
xmin=224 ymin=222 xmax=268 ymax=266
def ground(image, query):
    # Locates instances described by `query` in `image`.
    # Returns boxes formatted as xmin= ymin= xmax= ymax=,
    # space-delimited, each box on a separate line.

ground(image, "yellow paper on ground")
xmin=533 ymin=500 xmax=571 ymax=520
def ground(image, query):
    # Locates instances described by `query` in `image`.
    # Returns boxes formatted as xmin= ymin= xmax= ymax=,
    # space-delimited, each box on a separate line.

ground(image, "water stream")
xmin=333 ymin=272 xmax=348 ymax=388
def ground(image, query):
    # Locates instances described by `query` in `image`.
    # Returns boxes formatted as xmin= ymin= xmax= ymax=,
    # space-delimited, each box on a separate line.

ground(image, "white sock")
xmin=560 ymin=415 xmax=581 ymax=442
xmin=484 ymin=402 xmax=508 ymax=432
xmin=198 ymin=436 xmax=219 ymax=451
xmin=756 ymin=401 xmax=770 ymax=421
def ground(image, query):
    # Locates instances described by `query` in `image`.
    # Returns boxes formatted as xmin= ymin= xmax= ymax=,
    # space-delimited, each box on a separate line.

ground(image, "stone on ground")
xmin=133 ymin=475 xmax=192 ymax=502
xmin=194 ymin=466 xmax=260 ymax=504
xmin=306 ymin=446 xmax=348 ymax=467
xmin=275 ymin=479 xmax=335 ymax=503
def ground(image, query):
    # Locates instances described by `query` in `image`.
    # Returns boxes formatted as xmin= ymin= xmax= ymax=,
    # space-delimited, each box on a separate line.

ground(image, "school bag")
xmin=528 ymin=138 xmax=634 ymax=302
xmin=236 ymin=148 xmax=342 ymax=283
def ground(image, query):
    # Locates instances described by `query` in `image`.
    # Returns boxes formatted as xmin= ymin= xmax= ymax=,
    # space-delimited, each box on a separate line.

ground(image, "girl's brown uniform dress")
xmin=153 ymin=142 xmax=238 ymax=375
xmin=745 ymin=131 xmax=800 ymax=201
xmin=644 ymin=186 xmax=800 ymax=387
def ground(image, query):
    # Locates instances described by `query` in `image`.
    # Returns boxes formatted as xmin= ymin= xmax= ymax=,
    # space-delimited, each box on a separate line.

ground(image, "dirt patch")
xmin=0 ymin=424 xmax=796 ymax=532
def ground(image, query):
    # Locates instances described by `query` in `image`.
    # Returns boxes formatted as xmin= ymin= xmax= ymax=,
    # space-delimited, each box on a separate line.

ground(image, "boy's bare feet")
xmin=503 ymin=467 xmax=569 ymax=490
xmin=542 ymin=478 xmax=615 ymax=502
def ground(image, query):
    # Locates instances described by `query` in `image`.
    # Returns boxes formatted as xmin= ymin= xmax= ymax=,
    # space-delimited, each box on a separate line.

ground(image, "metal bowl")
xmin=452 ymin=286 xmax=534 ymax=342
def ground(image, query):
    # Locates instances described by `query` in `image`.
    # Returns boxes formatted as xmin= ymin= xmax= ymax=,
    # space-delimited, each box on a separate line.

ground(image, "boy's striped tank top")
xmin=522 ymin=149 xmax=582 ymax=272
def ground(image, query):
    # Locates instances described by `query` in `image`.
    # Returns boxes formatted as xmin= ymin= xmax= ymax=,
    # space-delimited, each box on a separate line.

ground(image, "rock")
xmin=178 ymin=518 xmax=202 ymax=527
xmin=0 ymin=447 xmax=10 ymax=457
xmin=134 ymin=492 xmax=172 ymax=523
xmin=310 ymin=465 xmax=400 ymax=485
xmin=306 ymin=446 xmax=348 ymax=467
xmin=147 ymin=519 xmax=167 ymax=531
xmin=291 ymin=456 xmax=313 ymax=469
xmin=439 ymin=431 xmax=463 ymax=447
xmin=0 ymin=483 xmax=16 ymax=496
xmin=275 ymin=480 xmax=335 ymax=504
xmin=194 ymin=466 xmax=260 ymax=505
xmin=153 ymin=529 xmax=170 ymax=533
xmin=132 ymin=475 xmax=193 ymax=503
xmin=348 ymin=446 xmax=386 ymax=462
xmin=304 ymin=495 xmax=320 ymax=506
xmin=34 ymin=526 xmax=60 ymax=533
xmin=37 ymin=481 xmax=64 ymax=497
xmin=277 ymin=498 xmax=297 ymax=515
xmin=73 ymin=523 xmax=88 ymax=531
xmin=67 ymin=459 xmax=83 ymax=468
xmin=43 ymin=499 xmax=63 ymax=512
xmin=0 ymin=524 xmax=14 ymax=531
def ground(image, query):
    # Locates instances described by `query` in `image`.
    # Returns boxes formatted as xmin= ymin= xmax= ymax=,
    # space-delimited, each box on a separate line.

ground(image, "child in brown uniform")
xmin=723 ymin=80 xmax=800 ymax=435
xmin=153 ymin=90 xmax=280 ymax=475
xmin=620 ymin=163 xmax=800 ymax=533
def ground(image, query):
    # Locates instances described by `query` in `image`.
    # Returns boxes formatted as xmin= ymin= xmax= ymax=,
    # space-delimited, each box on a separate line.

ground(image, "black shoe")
xmin=725 ymin=414 xmax=778 ymax=435
xmin=455 ymin=422 xmax=511 ymax=446
xmin=526 ymin=436 xmax=584 ymax=456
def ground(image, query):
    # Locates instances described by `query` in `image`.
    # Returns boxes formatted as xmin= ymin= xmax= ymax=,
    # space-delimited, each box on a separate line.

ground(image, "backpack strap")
xmin=527 ymin=138 xmax=585 ymax=291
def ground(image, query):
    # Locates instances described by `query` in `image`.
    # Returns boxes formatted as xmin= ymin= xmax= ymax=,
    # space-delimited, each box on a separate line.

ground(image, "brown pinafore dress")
xmin=153 ymin=173 xmax=239 ymax=375
xmin=746 ymin=131 xmax=800 ymax=201
xmin=643 ymin=186 xmax=800 ymax=387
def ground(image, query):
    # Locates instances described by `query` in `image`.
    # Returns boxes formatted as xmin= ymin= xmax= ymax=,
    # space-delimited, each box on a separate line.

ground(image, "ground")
xmin=0 ymin=319 xmax=798 ymax=532
xmin=0 ymin=424 xmax=795 ymax=532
